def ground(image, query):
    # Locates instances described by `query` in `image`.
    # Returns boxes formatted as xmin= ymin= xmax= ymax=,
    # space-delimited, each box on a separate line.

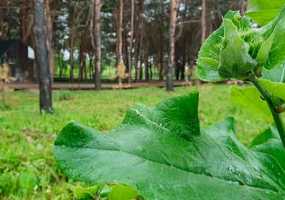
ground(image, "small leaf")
xmin=263 ymin=64 xmax=285 ymax=82
xmin=261 ymin=8 xmax=285 ymax=70
xmin=257 ymin=33 xmax=274 ymax=66
xmin=109 ymin=185 xmax=138 ymax=200
xmin=250 ymin=127 xmax=279 ymax=147
xmin=197 ymin=25 xmax=224 ymax=81
xmin=72 ymin=184 xmax=99 ymax=200
xmin=218 ymin=19 xmax=257 ymax=79
xmin=197 ymin=11 xmax=242 ymax=82
xmin=251 ymin=127 xmax=285 ymax=170
xmin=197 ymin=11 xmax=257 ymax=81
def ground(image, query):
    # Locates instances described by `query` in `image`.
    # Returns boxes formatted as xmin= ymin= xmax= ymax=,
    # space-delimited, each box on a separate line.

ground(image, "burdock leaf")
xmin=55 ymin=92 xmax=285 ymax=200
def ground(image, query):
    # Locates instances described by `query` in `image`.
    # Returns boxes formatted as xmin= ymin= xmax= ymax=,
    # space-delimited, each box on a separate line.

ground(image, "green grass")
xmin=0 ymin=84 xmax=269 ymax=199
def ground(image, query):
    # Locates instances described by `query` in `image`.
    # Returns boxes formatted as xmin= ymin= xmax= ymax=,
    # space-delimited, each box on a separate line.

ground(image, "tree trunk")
xmin=79 ymin=45 xmax=84 ymax=81
xmin=145 ymin=62 xmax=149 ymax=81
xmin=201 ymin=0 xmax=207 ymax=43
xmin=128 ymin=0 xmax=135 ymax=84
xmin=89 ymin=56 xmax=94 ymax=80
xmin=93 ymin=0 xmax=102 ymax=90
xmin=83 ymin=55 xmax=88 ymax=80
xmin=240 ymin=0 xmax=247 ymax=16
xmin=166 ymin=0 xmax=178 ymax=91
xmin=116 ymin=0 xmax=124 ymax=85
xmin=159 ymin=0 xmax=165 ymax=81
xmin=58 ymin=54 xmax=64 ymax=79
xmin=69 ymin=8 xmax=76 ymax=82
xmin=45 ymin=0 xmax=55 ymax=79
xmin=123 ymin=31 xmax=129 ymax=72
xmin=34 ymin=0 xmax=53 ymax=113
xmin=69 ymin=43 xmax=74 ymax=82
xmin=19 ymin=0 xmax=33 ymax=80
xmin=144 ymin=43 xmax=149 ymax=81
xmin=134 ymin=0 xmax=144 ymax=82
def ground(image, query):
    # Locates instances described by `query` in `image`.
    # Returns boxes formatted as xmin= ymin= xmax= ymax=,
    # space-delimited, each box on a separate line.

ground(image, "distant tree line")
xmin=0 ymin=0 xmax=246 ymax=111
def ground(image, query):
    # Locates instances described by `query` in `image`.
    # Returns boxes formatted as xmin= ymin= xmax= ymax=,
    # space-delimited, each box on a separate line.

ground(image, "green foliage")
xmin=197 ymin=6 xmax=285 ymax=82
xmin=18 ymin=170 xmax=39 ymax=196
xmin=263 ymin=64 xmax=285 ymax=82
xmin=3 ymin=86 xmax=269 ymax=199
xmin=232 ymin=79 xmax=285 ymax=120
xmin=250 ymin=127 xmax=285 ymax=170
xmin=56 ymin=90 xmax=74 ymax=101
xmin=198 ymin=0 xmax=285 ymax=151
xmin=247 ymin=0 xmax=285 ymax=25
xmin=197 ymin=12 xmax=233 ymax=81
xmin=55 ymin=92 xmax=285 ymax=200
xmin=0 ymin=172 xmax=17 ymax=195
xmin=72 ymin=184 xmax=100 ymax=200
xmin=256 ymin=32 xmax=274 ymax=66
xmin=260 ymin=7 xmax=285 ymax=71
xmin=218 ymin=19 xmax=257 ymax=79
xmin=259 ymin=79 xmax=285 ymax=101
xmin=53 ymin=1 xmax=285 ymax=199
xmin=0 ymin=101 xmax=11 ymax=111
xmin=108 ymin=185 xmax=138 ymax=200
xmin=231 ymin=85 xmax=272 ymax=122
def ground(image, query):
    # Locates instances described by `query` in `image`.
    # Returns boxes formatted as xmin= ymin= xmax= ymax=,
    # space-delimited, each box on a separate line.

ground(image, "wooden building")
xmin=0 ymin=40 xmax=35 ymax=82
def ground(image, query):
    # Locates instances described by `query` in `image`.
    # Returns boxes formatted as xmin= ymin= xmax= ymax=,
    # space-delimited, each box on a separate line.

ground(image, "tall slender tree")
xmin=45 ymin=0 xmax=55 ymax=77
xmin=19 ymin=0 xmax=33 ymax=79
xmin=128 ymin=0 xmax=135 ymax=84
xmin=201 ymin=0 xmax=207 ymax=43
xmin=92 ymin=0 xmax=102 ymax=89
xmin=166 ymin=0 xmax=178 ymax=91
xmin=134 ymin=0 xmax=145 ymax=81
xmin=240 ymin=0 xmax=247 ymax=15
xmin=34 ymin=0 xmax=53 ymax=113
xmin=158 ymin=0 xmax=165 ymax=81
xmin=116 ymin=0 xmax=124 ymax=85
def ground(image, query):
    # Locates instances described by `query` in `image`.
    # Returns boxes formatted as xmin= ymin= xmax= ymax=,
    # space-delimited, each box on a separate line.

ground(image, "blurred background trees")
xmin=0 ymin=0 xmax=247 ymax=86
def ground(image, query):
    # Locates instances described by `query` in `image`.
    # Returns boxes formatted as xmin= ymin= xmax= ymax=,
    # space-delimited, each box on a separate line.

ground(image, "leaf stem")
xmin=251 ymin=77 xmax=285 ymax=147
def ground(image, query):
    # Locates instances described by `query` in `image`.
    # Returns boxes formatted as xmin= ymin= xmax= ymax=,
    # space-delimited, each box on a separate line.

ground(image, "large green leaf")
xmin=247 ymin=0 xmax=285 ymax=25
xmin=55 ymin=92 xmax=285 ymax=200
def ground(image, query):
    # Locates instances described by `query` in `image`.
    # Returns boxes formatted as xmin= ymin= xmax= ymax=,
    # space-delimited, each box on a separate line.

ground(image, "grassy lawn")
xmin=0 ymin=84 xmax=269 ymax=199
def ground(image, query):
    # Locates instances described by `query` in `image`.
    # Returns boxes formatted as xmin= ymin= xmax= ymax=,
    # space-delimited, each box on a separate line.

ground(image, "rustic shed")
xmin=0 ymin=40 xmax=35 ymax=81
